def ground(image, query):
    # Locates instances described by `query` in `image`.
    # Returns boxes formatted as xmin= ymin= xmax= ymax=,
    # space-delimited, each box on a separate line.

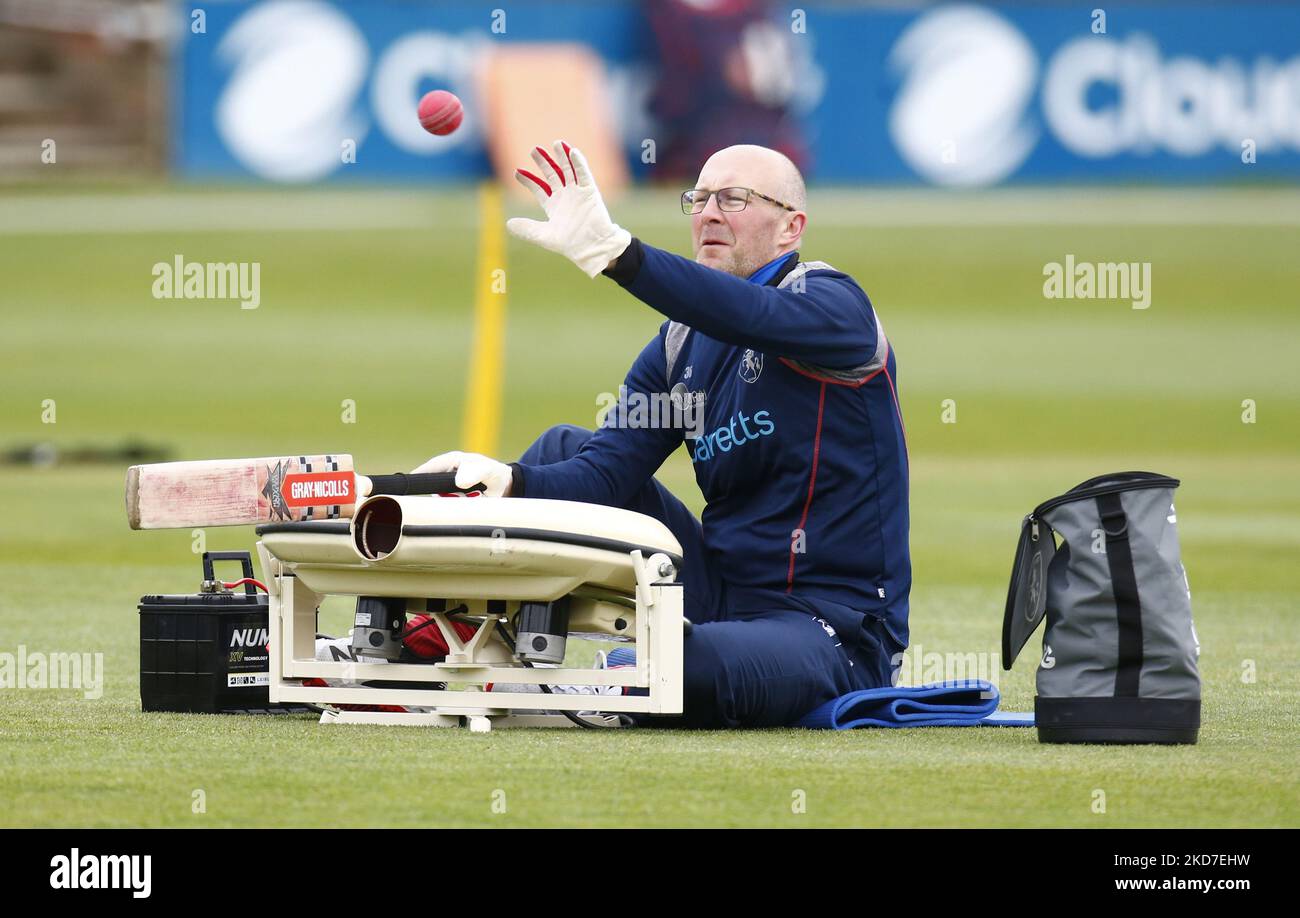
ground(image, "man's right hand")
xmin=506 ymin=140 xmax=631 ymax=278
xmin=412 ymin=450 xmax=513 ymax=497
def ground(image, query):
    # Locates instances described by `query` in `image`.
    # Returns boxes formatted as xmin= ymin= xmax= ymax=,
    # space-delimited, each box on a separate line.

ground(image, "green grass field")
xmin=1 ymin=185 xmax=1297 ymax=827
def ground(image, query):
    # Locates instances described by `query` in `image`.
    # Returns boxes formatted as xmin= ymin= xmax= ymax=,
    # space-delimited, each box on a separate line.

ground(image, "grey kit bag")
xmin=1002 ymin=472 xmax=1201 ymax=744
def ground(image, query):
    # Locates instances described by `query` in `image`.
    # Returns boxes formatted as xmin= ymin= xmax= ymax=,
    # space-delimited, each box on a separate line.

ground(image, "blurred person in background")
xmin=644 ymin=0 xmax=808 ymax=179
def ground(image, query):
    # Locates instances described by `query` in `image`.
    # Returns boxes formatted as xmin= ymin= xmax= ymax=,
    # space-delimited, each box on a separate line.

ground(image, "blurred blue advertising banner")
xmin=175 ymin=1 xmax=1300 ymax=185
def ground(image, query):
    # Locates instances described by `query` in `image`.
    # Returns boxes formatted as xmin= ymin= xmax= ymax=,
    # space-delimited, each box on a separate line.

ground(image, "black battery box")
xmin=138 ymin=551 xmax=310 ymax=715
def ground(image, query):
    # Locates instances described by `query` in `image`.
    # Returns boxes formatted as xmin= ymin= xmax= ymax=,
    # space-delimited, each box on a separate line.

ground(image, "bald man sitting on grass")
xmin=416 ymin=142 xmax=911 ymax=728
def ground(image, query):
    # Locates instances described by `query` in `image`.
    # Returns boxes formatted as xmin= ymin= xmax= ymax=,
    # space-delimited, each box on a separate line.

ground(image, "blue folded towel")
xmin=794 ymin=680 xmax=1035 ymax=730
xmin=604 ymin=649 xmax=1033 ymax=729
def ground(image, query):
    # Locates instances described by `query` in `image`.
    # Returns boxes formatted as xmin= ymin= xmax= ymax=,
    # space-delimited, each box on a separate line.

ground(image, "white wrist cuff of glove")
xmin=577 ymin=226 xmax=633 ymax=278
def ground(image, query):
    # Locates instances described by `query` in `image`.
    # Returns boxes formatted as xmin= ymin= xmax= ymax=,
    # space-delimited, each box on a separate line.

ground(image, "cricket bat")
xmin=125 ymin=454 xmax=478 ymax=530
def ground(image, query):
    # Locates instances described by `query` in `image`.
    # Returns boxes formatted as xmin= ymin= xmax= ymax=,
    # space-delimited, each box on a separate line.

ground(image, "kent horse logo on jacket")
xmin=739 ymin=349 xmax=763 ymax=382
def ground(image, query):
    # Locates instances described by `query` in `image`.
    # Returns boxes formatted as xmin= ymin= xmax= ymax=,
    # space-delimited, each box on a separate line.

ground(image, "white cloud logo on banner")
xmin=887 ymin=5 xmax=1039 ymax=186
xmin=1043 ymin=34 xmax=1300 ymax=158
xmin=216 ymin=1 xmax=369 ymax=182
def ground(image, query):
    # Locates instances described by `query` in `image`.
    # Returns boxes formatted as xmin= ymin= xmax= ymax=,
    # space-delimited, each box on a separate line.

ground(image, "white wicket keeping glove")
xmin=412 ymin=451 xmax=513 ymax=498
xmin=506 ymin=140 xmax=632 ymax=278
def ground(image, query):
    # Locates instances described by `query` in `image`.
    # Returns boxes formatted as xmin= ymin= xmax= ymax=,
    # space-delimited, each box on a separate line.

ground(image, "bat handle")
xmin=364 ymin=472 xmax=485 ymax=496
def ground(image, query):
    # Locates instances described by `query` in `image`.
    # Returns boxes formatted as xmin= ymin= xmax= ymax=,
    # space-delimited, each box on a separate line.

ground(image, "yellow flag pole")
xmin=462 ymin=181 xmax=506 ymax=455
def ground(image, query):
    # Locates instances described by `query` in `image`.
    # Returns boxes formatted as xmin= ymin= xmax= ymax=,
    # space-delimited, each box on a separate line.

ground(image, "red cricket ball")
xmin=417 ymin=90 xmax=464 ymax=136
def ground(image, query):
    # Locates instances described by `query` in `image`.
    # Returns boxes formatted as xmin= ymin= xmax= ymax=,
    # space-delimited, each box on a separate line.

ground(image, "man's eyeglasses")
xmin=681 ymin=187 xmax=797 ymax=215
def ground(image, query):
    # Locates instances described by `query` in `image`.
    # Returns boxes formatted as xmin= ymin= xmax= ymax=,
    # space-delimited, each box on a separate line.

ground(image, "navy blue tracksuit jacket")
xmin=512 ymin=239 xmax=911 ymax=727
